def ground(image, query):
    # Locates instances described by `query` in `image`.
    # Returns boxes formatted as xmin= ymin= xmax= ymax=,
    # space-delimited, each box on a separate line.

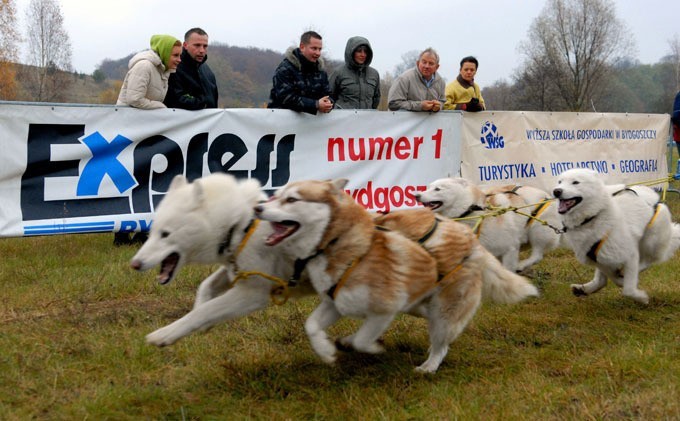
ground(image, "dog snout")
xmin=130 ymin=259 xmax=142 ymax=271
xmin=553 ymin=188 xmax=562 ymax=198
xmin=253 ymin=205 xmax=264 ymax=214
xmin=414 ymin=193 xmax=422 ymax=201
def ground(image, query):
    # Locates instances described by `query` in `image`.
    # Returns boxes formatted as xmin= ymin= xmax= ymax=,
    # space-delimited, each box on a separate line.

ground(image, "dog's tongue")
xmin=423 ymin=201 xmax=441 ymax=210
xmin=558 ymin=199 xmax=574 ymax=214
xmin=157 ymin=252 xmax=179 ymax=284
xmin=266 ymin=222 xmax=296 ymax=246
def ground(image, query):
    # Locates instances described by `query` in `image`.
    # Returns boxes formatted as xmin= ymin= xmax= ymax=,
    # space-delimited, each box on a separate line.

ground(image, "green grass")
xmin=1 ymin=181 xmax=679 ymax=420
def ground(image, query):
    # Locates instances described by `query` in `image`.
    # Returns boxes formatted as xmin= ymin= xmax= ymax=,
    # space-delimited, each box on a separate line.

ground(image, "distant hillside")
xmin=97 ymin=44 xmax=294 ymax=108
xmin=8 ymin=44 xmax=344 ymax=107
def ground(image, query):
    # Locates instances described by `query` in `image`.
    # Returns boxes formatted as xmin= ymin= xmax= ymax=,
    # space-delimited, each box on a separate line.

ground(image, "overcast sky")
xmin=14 ymin=0 xmax=680 ymax=87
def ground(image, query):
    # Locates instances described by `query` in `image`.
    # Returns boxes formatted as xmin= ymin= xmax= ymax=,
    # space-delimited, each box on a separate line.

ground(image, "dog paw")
xmin=310 ymin=337 xmax=337 ymax=364
xmin=570 ymin=284 xmax=588 ymax=297
xmin=318 ymin=351 xmax=337 ymax=365
xmin=335 ymin=337 xmax=354 ymax=352
xmin=414 ymin=363 xmax=438 ymax=374
xmin=146 ymin=327 xmax=178 ymax=347
xmin=624 ymin=289 xmax=649 ymax=305
xmin=353 ymin=341 xmax=385 ymax=355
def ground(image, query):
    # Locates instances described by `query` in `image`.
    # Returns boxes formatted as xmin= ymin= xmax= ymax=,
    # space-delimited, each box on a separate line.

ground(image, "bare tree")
xmin=378 ymin=71 xmax=394 ymax=111
xmin=517 ymin=0 xmax=634 ymax=111
xmin=393 ymin=50 xmax=420 ymax=77
xmin=0 ymin=0 xmax=19 ymax=100
xmin=512 ymin=53 xmax=564 ymax=111
xmin=482 ymin=79 xmax=520 ymax=111
xmin=22 ymin=0 xmax=73 ymax=102
xmin=668 ymin=34 xmax=680 ymax=91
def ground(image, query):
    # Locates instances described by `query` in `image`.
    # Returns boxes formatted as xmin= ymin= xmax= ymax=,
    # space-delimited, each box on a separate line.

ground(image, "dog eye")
xmin=572 ymin=181 xmax=580 ymax=185
xmin=161 ymin=230 xmax=170 ymax=238
xmin=285 ymin=197 xmax=299 ymax=203
xmin=434 ymin=187 xmax=440 ymax=191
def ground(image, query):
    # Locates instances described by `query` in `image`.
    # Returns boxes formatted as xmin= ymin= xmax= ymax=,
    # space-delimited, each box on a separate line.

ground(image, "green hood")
xmin=150 ymin=34 xmax=179 ymax=69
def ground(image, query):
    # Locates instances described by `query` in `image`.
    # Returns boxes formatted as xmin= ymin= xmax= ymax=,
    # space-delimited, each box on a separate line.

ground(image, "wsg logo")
xmin=20 ymin=124 xmax=294 ymax=221
xmin=480 ymin=121 xmax=505 ymax=149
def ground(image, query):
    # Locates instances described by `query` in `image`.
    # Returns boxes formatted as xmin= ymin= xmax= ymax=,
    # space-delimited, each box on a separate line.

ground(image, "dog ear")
xmin=239 ymin=178 xmax=267 ymax=203
xmin=192 ymin=179 xmax=207 ymax=205
xmin=330 ymin=178 xmax=349 ymax=190
xmin=168 ymin=174 xmax=188 ymax=192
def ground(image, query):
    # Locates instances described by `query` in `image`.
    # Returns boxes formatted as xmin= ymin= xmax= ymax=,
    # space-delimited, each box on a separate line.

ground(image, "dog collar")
xmin=458 ymin=204 xmax=484 ymax=218
xmin=289 ymin=237 xmax=339 ymax=286
xmin=219 ymin=218 xmax=259 ymax=259
xmin=612 ymin=187 xmax=638 ymax=197
xmin=504 ymin=185 xmax=522 ymax=195
xmin=290 ymin=249 xmax=324 ymax=287
xmin=562 ymin=212 xmax=598 ymax=233
xmin=417 ymin=218 xmax=439 ymax=244
xmin=218 ymin=225 xmax=237 ymax=256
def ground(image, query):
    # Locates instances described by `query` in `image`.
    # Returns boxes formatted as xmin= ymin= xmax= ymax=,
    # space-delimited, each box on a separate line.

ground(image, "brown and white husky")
xmin=255 ymin=179 xmax=538 ymax=373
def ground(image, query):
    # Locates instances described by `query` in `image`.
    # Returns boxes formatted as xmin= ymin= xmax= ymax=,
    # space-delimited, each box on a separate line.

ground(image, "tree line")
xmin=1 ymin=0 xmax=678 ymax=114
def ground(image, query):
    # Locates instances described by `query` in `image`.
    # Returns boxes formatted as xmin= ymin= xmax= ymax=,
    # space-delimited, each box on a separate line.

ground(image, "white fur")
xmin=130 ymin=174 xmax=301 ymax=346
xmin=416 ymin=177 xmax=561 ymax=272
xmin=553 ymin=168 xmax=680 ymax=304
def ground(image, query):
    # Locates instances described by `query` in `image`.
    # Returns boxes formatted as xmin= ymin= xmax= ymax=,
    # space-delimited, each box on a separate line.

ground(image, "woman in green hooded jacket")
xmin=117 ymin=34 xmax=182 ymax=109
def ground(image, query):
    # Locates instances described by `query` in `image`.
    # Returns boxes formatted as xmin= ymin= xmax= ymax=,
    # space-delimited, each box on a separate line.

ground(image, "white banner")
xmin=0 ymin=103 xmax=461 ymax=237
xmin=0 ymin=104 xmax=670 ymax=238
xmin=460 ymin=111 xmax=670 ymax=192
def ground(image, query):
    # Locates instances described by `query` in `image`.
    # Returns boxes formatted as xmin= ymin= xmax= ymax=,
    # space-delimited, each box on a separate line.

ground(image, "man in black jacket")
xmin=164 ymin=27 xmax=219 ymax=109
xmin=267 ymin=31 xmax=333 ymax=114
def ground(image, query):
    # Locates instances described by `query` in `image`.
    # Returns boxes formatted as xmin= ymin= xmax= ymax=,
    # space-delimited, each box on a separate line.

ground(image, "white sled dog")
xmin=255 ymin=179 xmax=538 ymax=373
xmin=130 ymin=174 xmax=314 ymax=347
xmin=553 ymin=168 xmax=680 ymax=304
xmin=416 ymin=177 xmax=561 ymax=272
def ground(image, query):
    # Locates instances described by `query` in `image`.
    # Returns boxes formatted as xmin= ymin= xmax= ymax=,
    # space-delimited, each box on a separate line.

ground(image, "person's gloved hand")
xmin=466 ymin=97 xmax=483 ymax=112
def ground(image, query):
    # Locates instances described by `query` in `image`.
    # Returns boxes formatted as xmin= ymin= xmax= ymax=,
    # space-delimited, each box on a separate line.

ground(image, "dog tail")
xmin=475 ymin=245 xmax=539 ymax=304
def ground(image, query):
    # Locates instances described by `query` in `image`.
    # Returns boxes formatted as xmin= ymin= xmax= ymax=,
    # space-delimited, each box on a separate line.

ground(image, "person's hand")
xmin=466 ymin=98 xmax=483 ymax=112
xmin=421 ymin=100 xmax=441 ymax=112
xmin=317 ymin=96 xmax=333 ymax=113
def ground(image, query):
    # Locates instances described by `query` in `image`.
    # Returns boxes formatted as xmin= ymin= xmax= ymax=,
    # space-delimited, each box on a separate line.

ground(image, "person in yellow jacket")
xmin=444 ymin=56 xmax=485 ymax=111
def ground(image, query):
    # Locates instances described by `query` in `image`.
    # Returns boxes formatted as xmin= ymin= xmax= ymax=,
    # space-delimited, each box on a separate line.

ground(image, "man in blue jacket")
xmin=164 ymin=27 xmax=219 ymax=109
xmin=268 ymin=31 xmax=333 ymax=114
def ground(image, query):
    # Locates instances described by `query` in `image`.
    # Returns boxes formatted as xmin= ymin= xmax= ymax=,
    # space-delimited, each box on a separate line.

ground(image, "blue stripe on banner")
xmin=23 ymin=221 xmax=116 ymax=236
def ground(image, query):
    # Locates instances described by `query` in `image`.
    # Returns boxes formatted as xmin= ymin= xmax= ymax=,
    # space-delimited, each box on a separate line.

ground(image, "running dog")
xmin=130 ymin=174 xmax=313 ymax=347
xmin=416 ymin=177 xmax=561 ymax=272
xmin=553 ymin=168 xmax=680 ymax=304
xmin=255 ymin=180 xmax=538 ymax=373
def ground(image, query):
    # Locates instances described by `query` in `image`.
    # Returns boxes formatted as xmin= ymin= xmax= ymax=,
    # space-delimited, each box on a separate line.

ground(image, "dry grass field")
xmin=1 ymin=176 xmax=679 ymax=420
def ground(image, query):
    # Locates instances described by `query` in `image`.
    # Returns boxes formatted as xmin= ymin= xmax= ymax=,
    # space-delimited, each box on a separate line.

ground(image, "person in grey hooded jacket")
xmin=330 ymin=36 xmax=381 ymax=109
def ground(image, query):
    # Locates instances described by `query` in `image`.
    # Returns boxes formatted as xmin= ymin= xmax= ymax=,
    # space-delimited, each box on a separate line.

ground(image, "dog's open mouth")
xmin=557 ymin=197 xmax=582 ymax=214
xmin=158 ymin=252 xmax=180 ymax=285
xmin=266 ymin=221 xmax=300 ymax=246
xmin=420 ymin=200 xmax=442 ymax=210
